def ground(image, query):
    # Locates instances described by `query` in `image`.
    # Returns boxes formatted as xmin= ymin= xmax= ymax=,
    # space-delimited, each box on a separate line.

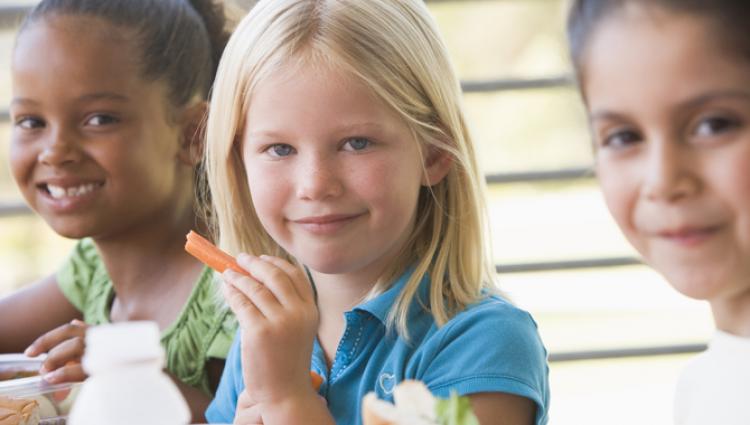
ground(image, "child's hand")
xmin=233 ymin=387 xmax=328 ymax=425
xmin=222 ymin=254 xmax=319 ymax=412
xmin=24 ymin=319 xmax=88 ymax=383
xmin=234 ymin=389 xmax=263 ymax=425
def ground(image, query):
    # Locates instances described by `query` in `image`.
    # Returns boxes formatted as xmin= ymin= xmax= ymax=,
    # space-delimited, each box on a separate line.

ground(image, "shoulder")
xmin=415 ymin=294 xmax=549 ymax=423
xmin=439 ymin=294 xmax=542 ymax=346
xmin=61 ymin=238 xmax=103 ymax=271
xmin=56 ymin=238 xmax=109 ymax=315
xmin=430 ymin=294 xmax=547 ymax=374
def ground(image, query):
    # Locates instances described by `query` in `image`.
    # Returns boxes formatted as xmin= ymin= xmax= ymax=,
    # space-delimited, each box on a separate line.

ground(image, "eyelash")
xmin=342 ymin=137 xmax=372 ymax=151
xmin=14 ymin=116 xmax=45 ymax=130
xmin=13 ymin=113 xmax=120 ymax=131
xmin=600 ymin=128 xmax=642 ymax=149
xmin=692 ymin=115 xmax=741 ymax=137
xmin=85 ymin=114 xmax=120 ymax=127
xmin=263 ymin=137 xmax=375 ymax=157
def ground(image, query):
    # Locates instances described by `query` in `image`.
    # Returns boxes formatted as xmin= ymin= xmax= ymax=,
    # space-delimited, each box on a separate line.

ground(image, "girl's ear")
xmin=177 ymin=101 xmax=209 ymax=166
xmin=421 ymin=146 xmax=452 ymax=187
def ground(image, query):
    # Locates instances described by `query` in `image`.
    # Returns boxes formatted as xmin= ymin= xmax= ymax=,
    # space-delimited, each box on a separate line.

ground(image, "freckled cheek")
xmin=246 ymin=170 xmax=289 ymax=224
xmin=352 ymin=160 xmax=406 ymax=196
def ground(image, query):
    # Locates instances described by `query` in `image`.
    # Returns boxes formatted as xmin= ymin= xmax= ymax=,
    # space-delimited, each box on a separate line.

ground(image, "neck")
xmin=93 ymin=201 xmax=204 ymax=300
xmin=311 ymin=270 xmax=379 ymax=326
xmin=711 ymin=287 xmax=750 ymax=337
xmin=310 ymin=268 xmax=385 ymax=368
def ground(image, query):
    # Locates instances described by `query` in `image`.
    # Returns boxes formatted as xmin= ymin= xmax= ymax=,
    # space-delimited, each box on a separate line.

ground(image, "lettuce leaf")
xmin=435 ymin=391 xmax=480 ymax=425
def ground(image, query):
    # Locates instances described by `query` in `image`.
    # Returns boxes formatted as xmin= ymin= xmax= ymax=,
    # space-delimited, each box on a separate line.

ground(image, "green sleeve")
xmin=206 ymin=308 xmax=238 ymax=359
xmin=56 ymin=239 xmax=102 ymax=312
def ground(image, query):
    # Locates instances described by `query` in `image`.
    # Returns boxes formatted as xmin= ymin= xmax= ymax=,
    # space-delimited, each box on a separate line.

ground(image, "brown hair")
xmin=19 ymin=0 xmax=233 ymax=107
xmin=567 ymin=0 xmax=750 ymax=81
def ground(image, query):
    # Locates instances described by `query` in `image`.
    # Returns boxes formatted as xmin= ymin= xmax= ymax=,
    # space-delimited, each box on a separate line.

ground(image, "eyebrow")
xmin=10 ymin=98 xmax=40 ymax=107
xmin=10 ymin=92 xmax=130 ymax=108
xmin=77 ymin=92 xmax=131 ymax=103
xmin=247 ymin=122 xmax=387 ymax=139
xmin=590 ymin=90 xmax=750 ymax=123
xmin=678 ymin=90 xmax=750 ymax=110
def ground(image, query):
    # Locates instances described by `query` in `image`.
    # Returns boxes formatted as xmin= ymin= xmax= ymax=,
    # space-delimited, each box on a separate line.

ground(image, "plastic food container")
xmin=0 ymin=354 xmax=80 ymax=425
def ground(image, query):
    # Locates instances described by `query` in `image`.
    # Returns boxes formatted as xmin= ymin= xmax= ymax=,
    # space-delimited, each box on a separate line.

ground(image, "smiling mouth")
xmin=294 ymin=213 xmax=364 ymax=225
xmin=39 ymin=182 xmax=104 ymax=199
xmin=657 ymin=226 xmax=721 ymax=244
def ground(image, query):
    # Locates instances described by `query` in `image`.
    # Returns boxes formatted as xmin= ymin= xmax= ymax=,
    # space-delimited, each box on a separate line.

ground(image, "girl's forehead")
xmin=26 ymin=14 xmax=131 ymax=46
xmin=15 ymin=15 xmax=142 ymax=80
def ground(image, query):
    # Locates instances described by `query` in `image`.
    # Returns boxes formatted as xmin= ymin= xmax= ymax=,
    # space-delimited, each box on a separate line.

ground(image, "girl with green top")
xmin=0 ymin=0 xmax=237 ymax=421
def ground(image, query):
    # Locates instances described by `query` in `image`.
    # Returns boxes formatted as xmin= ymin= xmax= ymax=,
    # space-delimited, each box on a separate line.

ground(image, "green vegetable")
xmin=435 ymin=391 xmax=480 ymax=425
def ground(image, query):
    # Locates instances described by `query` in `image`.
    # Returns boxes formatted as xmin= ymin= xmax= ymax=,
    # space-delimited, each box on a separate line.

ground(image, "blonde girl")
xmin=205 ymin=1 xmax=549 ymax=424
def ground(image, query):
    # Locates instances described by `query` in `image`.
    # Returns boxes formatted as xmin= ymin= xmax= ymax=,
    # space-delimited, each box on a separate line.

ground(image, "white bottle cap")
xmin=83 ymin=321 xmax=165 ymax=375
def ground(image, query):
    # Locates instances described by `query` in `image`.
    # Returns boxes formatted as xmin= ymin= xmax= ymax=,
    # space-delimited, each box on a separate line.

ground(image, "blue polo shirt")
xmin=206 ymin=270 xmax=549 ymax=424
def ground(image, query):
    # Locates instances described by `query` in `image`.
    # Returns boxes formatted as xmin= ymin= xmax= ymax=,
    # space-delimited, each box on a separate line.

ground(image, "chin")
xmin=45 ymin=219 xmax=94 ymax=240
xmin=304 ymin=260 xmax=348 ymax=275
xmin=662 ymin=268 xmax=726 ymax=301
xmin=301 ymin=253 xmax=365 ymax=276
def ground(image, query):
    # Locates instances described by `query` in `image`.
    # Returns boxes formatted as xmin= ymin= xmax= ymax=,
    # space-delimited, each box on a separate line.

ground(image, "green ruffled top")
xmin=57 ymin=238 xmax=237 ymax=395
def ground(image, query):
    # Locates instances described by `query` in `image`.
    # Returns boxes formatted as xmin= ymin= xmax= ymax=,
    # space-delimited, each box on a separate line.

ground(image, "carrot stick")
xmin=185 ymin=230 xmax=246 ymax=275
xmin=184 ymin=231 xmax=325 ymax=392
xmin=310 ymin=370 xmax=324 ymax=391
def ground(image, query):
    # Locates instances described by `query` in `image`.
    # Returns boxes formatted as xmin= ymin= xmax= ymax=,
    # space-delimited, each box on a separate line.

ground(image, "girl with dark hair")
xmin=567 ymin=1 xmax=750 ymax=423
xmin=0 ymin=0 xmax=237 ymax=420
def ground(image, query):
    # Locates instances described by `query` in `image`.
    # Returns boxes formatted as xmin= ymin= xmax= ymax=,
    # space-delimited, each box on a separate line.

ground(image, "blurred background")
xmin=0 ymin=0 xmax=713 ymax=423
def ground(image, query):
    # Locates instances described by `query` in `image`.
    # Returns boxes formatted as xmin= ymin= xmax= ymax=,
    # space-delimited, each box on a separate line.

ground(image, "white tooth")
xmin=48 ymin=185 xmax=66 ymax=199
xmin=48 ymin=183 xmax=99 ymax=198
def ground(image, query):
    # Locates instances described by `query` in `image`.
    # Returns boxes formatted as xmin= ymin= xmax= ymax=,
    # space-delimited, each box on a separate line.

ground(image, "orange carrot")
xmin=184 ymin=231 xmax=325 ymax=392
xmin=310 ymin=370 xmax=324 ymax=391
xmin=185 ymin=230 xmax=246 ymax=275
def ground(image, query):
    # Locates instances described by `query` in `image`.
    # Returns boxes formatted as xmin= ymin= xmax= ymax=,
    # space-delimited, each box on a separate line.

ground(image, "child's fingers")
xmin=39 ymin=337 xmax=85 ymax=376
xmin=258 ymin=255 xmax=315 ymax=303
xmin=234 ymin=389 xmax=263 ymax=424
xmin=42 ymin=362 xmax=86 ymax=384
xmin=223 ymin=268 xmax=285 ymax=318
xmin=238 ymin=254 xmax=302 ymax=306
xmin=25 ymin=320 xmax=86 ymax=358
xmin=221 ymin=273 xmax=267 ymax=325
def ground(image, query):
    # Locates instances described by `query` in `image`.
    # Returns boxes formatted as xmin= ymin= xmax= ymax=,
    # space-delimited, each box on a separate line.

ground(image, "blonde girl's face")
xmin=242 ymin=62 xmax=430 ymax=281
xmin=9 ymin=16 xmax=191 ymax=239
xmin=584 ymin=6 xmax=750 ymax=306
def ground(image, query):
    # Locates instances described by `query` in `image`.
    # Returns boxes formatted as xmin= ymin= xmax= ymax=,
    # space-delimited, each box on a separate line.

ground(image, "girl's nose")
xmin=296 ymin=156 xmax=344 ymax=201
xmin=38 ymin=130 xmax=81 ymax=166
xmin=641 ymin=141 xmax=699 ymax=202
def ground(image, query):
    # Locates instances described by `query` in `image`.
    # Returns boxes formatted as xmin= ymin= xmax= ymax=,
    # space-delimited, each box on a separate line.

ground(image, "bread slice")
xmin=362 ymin=380 xmax=437 ymax=425
xmin=0 ymin=396 xmax=40 ymax=425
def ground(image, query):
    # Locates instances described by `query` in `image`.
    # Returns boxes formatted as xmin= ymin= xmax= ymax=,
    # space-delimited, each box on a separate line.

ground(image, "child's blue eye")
xmin=15 ymin=116 xmax=44 ymax=130
xmin=693 ymin=116 xmax=738 ymax=137
xmin=344 ymin=137 xmax=372 ymax=151
xmin=268 ymin=144 xmax=295 ymax=157
xmin=601 ymin=129 xmax=641 ymax=149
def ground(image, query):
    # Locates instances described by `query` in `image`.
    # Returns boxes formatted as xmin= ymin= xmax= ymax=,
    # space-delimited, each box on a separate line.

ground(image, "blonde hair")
xmin=203 ymin=0 xmax=494 ymax=336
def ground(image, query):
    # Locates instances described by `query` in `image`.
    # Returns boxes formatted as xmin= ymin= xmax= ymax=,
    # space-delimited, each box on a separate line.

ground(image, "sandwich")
xmin=362 ymin=380 xmax=479 ymax=425
xmin=0 ymin=395 xmax=40 ymax=425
